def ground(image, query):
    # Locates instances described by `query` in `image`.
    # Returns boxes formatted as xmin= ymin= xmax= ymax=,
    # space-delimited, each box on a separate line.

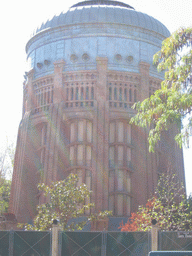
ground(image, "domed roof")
xmin=35 ymin=0 xmax=170 ymax=38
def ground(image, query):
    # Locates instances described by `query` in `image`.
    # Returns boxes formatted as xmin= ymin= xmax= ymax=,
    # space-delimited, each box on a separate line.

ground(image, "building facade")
xmin=9 ymin=0 xmax=185 ymax=228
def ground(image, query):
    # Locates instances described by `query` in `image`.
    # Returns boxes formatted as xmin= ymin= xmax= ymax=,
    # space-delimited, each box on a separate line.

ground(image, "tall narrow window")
xmin=117 ymin=194 xmax=123 ymax=216
xmin=109 ymin=170 xmax=115 ymax=192
xmin=114 ymin=88 xmax=117 ymax=100
xmin=77 ymin=145 xmax=83 ymax=165
xmin=86 ymin=146 xmax=92 ymax=167
xmin=41 ymin=124 xmax=47 ymax=146
xmin=127 ymin=148 xmax=131 ymax=164
xmin=117 ymin=170 xmax=124 ymax=190
xmin=81 ymin=87 xmax=84 ymax=100
xmin=76 ymin=87 xmax=79 ymax=100
xmin=129 ymin=89 xmax=132 ymax=102
xmin=108 ymin=120 xmax=132 ymax=217
xmin=118 ymin=146 xmax=124 ymax=166
xmin=71 ymin=88 xmax=74 ymax=100
xmin=126 ymin=172 xmax=131 ymax=193
xmin=109 ymin=123 xmax=115 ymax=143
xmin=109 ymin=147 xmax=115 ymax=168
xmin=126 ymin=196 xmax=131 ymax=216
xmin=70 ymin=123 xmax=75 ymax=143
xmin=48 ymin=90 xmax=50 ymax=104
xmin=109 ymin=195 xmax=114 ymax=214
xmin=86 ymin=87 xmax=89 ymax=100
xmin=109 ymin=87 xmax=112 ymax=100
xmin=124 ymin=88 xmax=127 ymax=101
xmin=119 ymin=88 xmax=122 ymax=101
xmin=70 ymin=146 xmax=75 ymax=166
xmin=91 ymin=87 xmax=94 ymax=99
xmin=118 ymin=122 xmax=124 ymax=142
xmin=85 ymin=170 xmax=91 ymax=190
xmin=134 ymin=89 xmax=137 ymax=102
xmin=78 ymin=121 xmax=84 ymax=142
xmin=87 ymin=121 xmax=92 ymax=143
xmin=127 ymin=124 xmax=131 ymax=144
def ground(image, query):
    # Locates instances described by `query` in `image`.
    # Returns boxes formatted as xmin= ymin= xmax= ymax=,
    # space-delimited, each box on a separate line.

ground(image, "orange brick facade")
xmin=9 ymin=59 xmax=185 ymax=224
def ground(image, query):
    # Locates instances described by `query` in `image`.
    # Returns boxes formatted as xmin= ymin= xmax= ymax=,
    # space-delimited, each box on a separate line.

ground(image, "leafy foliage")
xmin=119 ymin=173 xmax=192 ymax=231
xmin=18 ymin=174 xmax=111 ymax=231
xmin=0 ymin=140 xmax=15 ymax=214
xmin=0 ymin=179 xmax=11 ymax=214
xmin=130 ymin=27 xmax=192 ymax=151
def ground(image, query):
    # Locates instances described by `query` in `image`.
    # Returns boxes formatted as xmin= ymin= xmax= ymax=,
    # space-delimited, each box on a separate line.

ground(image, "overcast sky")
xmin=0 ymin=0 xmax=191 ymax=194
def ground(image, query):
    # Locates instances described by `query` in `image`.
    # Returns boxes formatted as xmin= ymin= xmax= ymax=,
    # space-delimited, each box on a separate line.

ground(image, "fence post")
xmin=9 ymin=229 xmax=14 ymax=256
xmin=151 ymin=220 xmax=159 ymax=251
xmin=52 ymin=220 xmax=60 ymax=256
xmin=101 ymin=231 xmax=107 ymax=256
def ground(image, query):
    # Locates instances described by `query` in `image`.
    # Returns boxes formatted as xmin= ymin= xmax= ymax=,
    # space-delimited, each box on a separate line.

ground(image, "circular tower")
xmin=9 ymin=0 xmax=185 ymax=229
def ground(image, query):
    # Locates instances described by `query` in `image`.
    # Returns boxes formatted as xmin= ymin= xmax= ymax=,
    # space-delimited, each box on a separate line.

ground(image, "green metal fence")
xmin=60 ymin=232 xmax=103 ymax=256
xmin=0 ymin=230 xmax=192 ymax=255
xmin=106 ymin=232 xmax=150 ymax=256
xmin=60 ymin=231 xmax=150 ymax=256
xmin=0 ymin=230 xmax=51 ymax=256
xmin=159 ymin=231 xmax=192 ymax=251
xmin=0 ymin=231 xmax=9 ymax=255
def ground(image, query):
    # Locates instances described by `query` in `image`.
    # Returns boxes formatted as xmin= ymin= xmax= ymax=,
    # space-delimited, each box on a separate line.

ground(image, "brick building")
xmin=9 ymin=0 xmax=185 ymax=229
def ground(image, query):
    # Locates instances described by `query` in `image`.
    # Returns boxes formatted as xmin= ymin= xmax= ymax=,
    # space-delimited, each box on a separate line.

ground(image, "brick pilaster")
xmin=95 ymin=57 xmax=108 ymax=211
xmin=54 ymin=60 xmax=65 ymax=103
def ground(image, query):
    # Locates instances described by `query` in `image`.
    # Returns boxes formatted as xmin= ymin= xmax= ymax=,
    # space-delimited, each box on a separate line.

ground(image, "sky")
xmin=0 ymin=0 xmax=192 ymax=194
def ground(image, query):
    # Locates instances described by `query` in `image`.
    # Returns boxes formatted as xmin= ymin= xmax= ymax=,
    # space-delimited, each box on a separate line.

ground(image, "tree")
xmin=0 ymin=179 xmax=11 ymax=214
xmin=0 ymin=140 xmax=15 ymax=214
xmin=130 ymin=27 xmax=192 ymax=152
xmin=119 ymin=173 xmax=192 ymax=231
xmin=18 ymin=173 xmax=111 ymax=231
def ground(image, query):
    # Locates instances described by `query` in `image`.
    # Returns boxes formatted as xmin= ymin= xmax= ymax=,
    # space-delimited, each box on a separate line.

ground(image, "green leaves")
xmin=120 ymin=173 xmax=192 ymax=232
xmin=0 ymin=179 xmax=11 ymax=214
xmin=131 ymin=27 xmax=192 ymax=151
xmin=18 ymin=173 xmax=111 ymax=231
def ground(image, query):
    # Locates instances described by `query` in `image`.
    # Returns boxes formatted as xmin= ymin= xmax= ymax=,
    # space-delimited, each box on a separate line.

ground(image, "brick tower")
xmin=9 ymin=0 xmax=185 ymax=229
